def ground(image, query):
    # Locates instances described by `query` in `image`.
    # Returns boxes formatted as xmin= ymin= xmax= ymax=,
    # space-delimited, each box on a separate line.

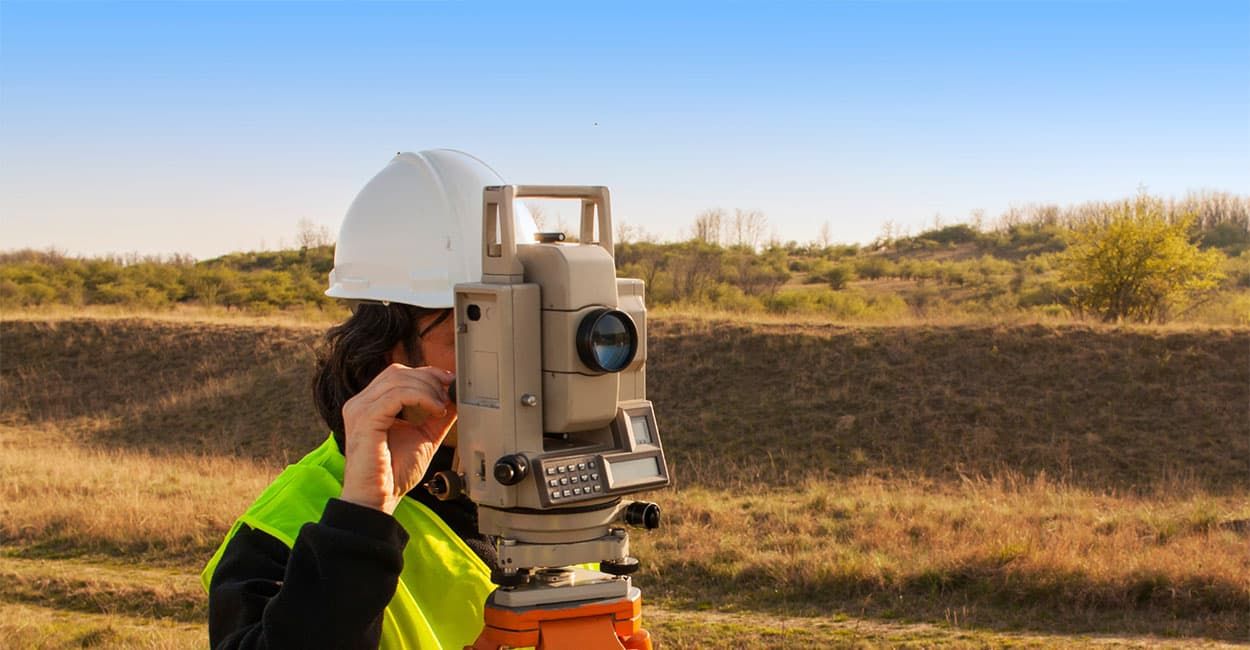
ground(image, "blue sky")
xmin=2 ymin=1 xmax=1247 ymax=258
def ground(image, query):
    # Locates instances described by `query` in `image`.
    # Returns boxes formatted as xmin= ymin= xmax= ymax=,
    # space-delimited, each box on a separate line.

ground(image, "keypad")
xmin=540 ymin=456 xmax=607 ymax=504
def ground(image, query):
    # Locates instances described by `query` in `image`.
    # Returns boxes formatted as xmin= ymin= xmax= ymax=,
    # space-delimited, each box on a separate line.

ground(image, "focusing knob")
xmin=493 ymin=455 xmax=529 ymax=486
xmin=491 ymin=567 xmax=528 ymax=587
xmin=624 ymin=501 xmax=661 ymax=530
xmin=600 ymin=557 xmax=641 ymax=576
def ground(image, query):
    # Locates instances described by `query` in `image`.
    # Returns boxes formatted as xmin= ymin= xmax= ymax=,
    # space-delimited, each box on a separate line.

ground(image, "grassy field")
xmin=1 ymin=314 xmax=1247 ymax=648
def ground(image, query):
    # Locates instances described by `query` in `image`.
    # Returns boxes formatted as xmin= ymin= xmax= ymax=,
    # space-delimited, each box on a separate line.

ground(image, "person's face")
xmin=391 ymin=309 xmax=458 ymax=446
xmin=416 ymin=310 xmax=456 ymax=373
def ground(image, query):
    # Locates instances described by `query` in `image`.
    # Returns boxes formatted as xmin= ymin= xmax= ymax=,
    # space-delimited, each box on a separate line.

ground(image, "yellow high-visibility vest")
xmin=202 ymin=435 xmax=495 ymax=649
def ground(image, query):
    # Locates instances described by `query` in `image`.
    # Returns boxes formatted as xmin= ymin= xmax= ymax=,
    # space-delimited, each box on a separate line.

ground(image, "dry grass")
xmin=1 ymin=318 xmax=327 ymax=458
xmin=0 ymin=555 xmax=204 ymax=622
xmin=2 ymin=315 xmax=1248 ymax=646
xmin=642 ymin=606 xmax=1249 ymax=649
xmin=0 ymin=425 xmax=276 ymax=565
xmin=1 ymin=430 xmax=1244 ymax=644
xmin=651 ymin=318 xmax=1249 ymax=492
xmin=0 ymin=601 xmax=204 ymax=650
xmin=0 ymin=303 xmax=343 ymax=327
xmin=4 ymin=317 xmax=1245 ymax=491
xmin=636 ymin=478 xmax=1250 ymax=640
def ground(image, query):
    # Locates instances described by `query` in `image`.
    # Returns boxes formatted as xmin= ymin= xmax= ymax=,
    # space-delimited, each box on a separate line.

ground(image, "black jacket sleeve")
xmin=208 ymin=498 xmax=410 ymax=650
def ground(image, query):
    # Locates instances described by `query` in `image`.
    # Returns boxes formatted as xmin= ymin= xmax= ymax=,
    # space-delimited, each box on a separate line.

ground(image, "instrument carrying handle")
xmin=512 ymin=185 xmax=614 ymax=259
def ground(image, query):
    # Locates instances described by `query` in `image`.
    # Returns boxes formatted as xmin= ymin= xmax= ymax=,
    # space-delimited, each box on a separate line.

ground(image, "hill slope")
xmin=3 ymin=317 xmax=1245 ymax=491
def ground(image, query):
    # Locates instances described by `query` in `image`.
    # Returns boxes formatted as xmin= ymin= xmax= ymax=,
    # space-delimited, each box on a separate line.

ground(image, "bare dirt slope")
xmin=3 ymin=317 xmax=1246 ymax=491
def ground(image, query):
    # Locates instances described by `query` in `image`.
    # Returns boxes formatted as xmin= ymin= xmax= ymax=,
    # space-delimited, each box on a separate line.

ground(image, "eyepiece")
xmin=576 ymin=308 xmax=638 ymax=373
xmin=424 ymin=470 xmax=464 ymax=501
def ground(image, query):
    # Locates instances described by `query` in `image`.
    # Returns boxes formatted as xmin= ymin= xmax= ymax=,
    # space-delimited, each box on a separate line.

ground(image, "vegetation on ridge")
xmin=3 ymin=191 xmax=1248 ymax=325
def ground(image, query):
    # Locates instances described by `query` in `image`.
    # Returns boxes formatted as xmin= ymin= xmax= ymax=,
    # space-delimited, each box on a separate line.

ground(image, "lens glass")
xmin=591 ymin=313 xmax=634 ymax=371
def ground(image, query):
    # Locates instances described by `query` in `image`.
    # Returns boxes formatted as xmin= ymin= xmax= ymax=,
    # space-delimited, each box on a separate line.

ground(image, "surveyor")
xmin=202 ymin=150 xmax=539 ymax=649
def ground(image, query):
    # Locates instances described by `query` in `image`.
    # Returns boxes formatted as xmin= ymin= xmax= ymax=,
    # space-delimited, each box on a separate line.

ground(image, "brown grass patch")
xmin=636 ymin=479 xmax=1250 ymax=640
xmin=649 ymin=318 xmax=1250 ymax=492
xmin=2 ymin=315 xmax=1248 ymax=643
xmin=0 ymin=425 xmax=275 ymax=564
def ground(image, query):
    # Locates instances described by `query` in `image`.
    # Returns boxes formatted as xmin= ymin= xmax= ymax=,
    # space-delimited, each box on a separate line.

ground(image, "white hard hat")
xmin=327 ymin=149 xmax=538 ymax=308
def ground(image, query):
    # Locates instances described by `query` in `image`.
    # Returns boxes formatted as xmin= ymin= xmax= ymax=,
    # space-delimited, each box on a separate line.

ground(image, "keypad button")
xmin=593 ymin=485 xmax=602 ymax=492
xmin=557 ymin=466 xmax=566 ymax=474
xmin=570 ymin=476 xmax=579 ymax=484
xmin=580 ymin=474 xmax=589 ymax=482
xmin=573 ymin=487 xmax=582 ymax=495
xmin=562 ymin=489 xmax=571 ymax=497
xmin=546 ymin=467 xmax=556 ymax=476
xmin=548 ymin=479 xmax=558 ymax=487
xmin=551 ymin=491 xmax=560 ymax=499
xmin=566 ymin=464 xmax=575 ymax=472
xmin=559 ymin=477 xmax=568 ymax=485
xmin=577 ymin=463 xmax=586 ymax=471
xmin=588 ymin=460 xmax=597 ymax=469
xmin=590 ymin=473 xmax=599 ymax=481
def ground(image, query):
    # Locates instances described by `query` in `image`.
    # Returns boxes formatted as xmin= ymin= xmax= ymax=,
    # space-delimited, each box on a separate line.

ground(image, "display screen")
xmin=610 ymin=456 xmax=661 ymax=484
xmin=631 ymin=414 xmax=653 ymax=445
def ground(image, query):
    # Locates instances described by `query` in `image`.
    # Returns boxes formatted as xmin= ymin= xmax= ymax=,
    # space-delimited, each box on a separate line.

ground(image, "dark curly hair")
xmin=312 ymin=302 xmax=452 ymax=451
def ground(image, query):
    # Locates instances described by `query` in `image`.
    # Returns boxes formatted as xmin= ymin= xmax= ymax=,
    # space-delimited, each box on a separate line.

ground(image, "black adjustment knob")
xmin=600 ymin=557 xmax=640 ymax=576
xmin=624 ymin=501 xmax=661 ymax=530
xmin=424 ymin=470 xmax=464 ymax=501
xmin=491 ymin=567 xmax=528 ymax=587
xmin=493 ymin=455 xmax=529 ymax=486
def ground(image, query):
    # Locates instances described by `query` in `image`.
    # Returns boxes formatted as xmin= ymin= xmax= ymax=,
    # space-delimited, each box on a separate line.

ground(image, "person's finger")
xmin=370 ymin=383 xmax=448 ymax=419
xmin=363 ymin=365 xmax=454 ymax=402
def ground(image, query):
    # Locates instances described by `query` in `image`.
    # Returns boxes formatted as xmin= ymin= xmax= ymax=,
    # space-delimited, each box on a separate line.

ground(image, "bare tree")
xmin=692 ymin=208 xmax=724 ymax=245
xmin=616 ymin=220 xmax=648 ymax=245
xmin=969 ymin=209 xmax=986 ymax=232
xmin=818 ymin=221 xmax=832 ymax=248
xmin=873 ymin=220 xmax=896 ymax=250
xmin=731 ymin=209 xmax=767 ymax=250
xmin=525 ymin=202 xmax=547 ymax=230
xmin=296 ymin=218 xmax=333 ymax=249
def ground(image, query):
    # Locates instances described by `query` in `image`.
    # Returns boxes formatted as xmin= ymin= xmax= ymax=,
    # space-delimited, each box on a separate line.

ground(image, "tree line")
xmin=2 ymin=192 xmax=1247 ymax=324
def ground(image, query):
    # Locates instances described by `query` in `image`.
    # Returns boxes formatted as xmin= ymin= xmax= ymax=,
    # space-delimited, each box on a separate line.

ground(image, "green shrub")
xmin=705 ymin=282 xmax=765 ymax=312
xmin=821 ymin=264 xmax=855 ymax=290
xmin=1200 ymin=222 xmax=1250 ymax=255
xmin=1060 ymin=197 xmax=1224 ymax=323
xmin=855 ymin=257 xmax=897 ymax=280
xmin=917 ymin=224 xmax=981 ymax=246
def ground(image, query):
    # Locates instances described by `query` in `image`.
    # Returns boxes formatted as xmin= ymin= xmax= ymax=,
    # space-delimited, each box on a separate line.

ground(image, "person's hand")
xmin=339 ymin=364 xmax=456 ymax=515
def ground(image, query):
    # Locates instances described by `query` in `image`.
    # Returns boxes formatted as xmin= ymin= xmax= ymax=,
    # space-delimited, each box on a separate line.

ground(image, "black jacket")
xmin=207 ymin=447 xmax=495 ymax=650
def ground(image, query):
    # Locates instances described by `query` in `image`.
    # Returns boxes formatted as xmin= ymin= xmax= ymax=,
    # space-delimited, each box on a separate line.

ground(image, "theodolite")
xmin=424 ymin=185 xmax=667 ymax=649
